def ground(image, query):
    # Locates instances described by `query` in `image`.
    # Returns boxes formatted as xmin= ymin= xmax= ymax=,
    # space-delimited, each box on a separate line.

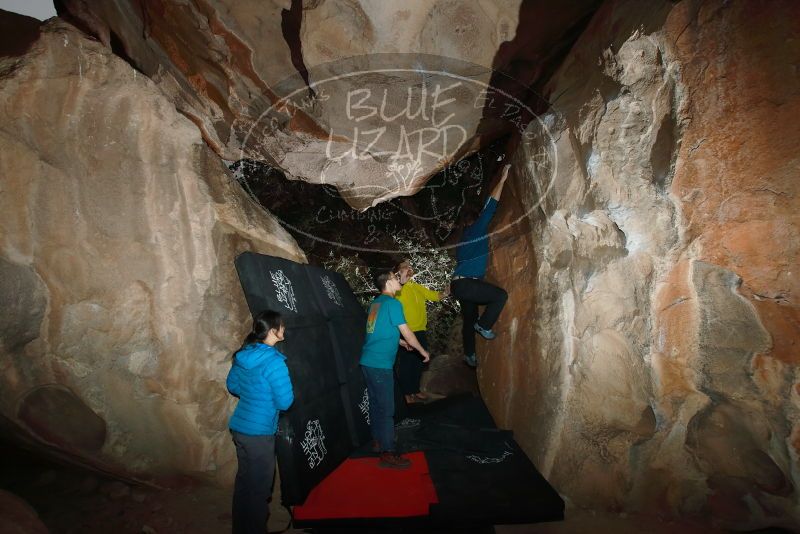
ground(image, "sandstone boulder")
xmin=57 ymin=0 xmax=600 ymax=208
xmin=0 ymin=490 xmax=49 ymax=534
xmin=480 ymin=0 xmax=800 ymax=528
xmin=0 ymin=17 xmax=304 ymax=483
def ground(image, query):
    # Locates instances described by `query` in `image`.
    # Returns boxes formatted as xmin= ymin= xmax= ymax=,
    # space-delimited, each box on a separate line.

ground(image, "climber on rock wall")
xmin=451 ymin=163 xmax=511 ymax=368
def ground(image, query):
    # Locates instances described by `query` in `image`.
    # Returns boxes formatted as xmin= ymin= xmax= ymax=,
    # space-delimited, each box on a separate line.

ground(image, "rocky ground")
xmin=0 ymin=465 xmax=727 ymax=534
xmin=0 ymin=376 xmax=727 ymax=534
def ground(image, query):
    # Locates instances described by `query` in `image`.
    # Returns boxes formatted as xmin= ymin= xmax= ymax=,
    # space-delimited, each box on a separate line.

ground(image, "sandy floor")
xmin=2 ymin=457 xmax=726 ymax=534
xmin=495 ymin=510 xmax=724 ymax=534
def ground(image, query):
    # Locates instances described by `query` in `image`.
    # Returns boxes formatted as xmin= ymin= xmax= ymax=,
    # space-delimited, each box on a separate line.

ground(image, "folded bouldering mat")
xmin=292 ymin=394 xmax=564 ymax=529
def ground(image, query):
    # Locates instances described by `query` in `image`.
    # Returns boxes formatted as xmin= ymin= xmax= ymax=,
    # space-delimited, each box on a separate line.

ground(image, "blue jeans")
xmin=361 ymin=365 xmax=395 ymax=452
xmin=231 ymin=431 xmax=276 ymax=534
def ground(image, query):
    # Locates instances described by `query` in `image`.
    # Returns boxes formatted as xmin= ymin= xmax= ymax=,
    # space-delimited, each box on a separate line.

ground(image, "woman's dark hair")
xmin=241 ymin=309 xmax=284 ymax=348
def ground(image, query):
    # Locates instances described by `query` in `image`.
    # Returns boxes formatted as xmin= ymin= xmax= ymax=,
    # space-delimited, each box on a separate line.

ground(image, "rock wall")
xmin=0 ymin=18 xmax=304 ymax=484
xmin=53 ymin=0 xmax=511 ymax=207
xmin=57 ymin=0 xmax=600 ymax=208
xmin=481 ymin=0 xmax=800 ymax=528
xmin=0 ymin=490 xmax=49 ymax=534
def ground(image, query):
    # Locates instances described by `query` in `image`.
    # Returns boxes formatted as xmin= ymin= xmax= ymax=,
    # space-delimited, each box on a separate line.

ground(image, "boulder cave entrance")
xmin=0 ymin=1 xmax=798 ymax=532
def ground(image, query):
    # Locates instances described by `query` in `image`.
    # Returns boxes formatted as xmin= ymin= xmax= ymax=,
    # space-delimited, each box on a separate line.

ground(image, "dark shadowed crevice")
xmin=468 ymin=0 xmax=602 ymax=158
xmin=108 ymin=29 xmax=145 ymax=75
xmin=0 ymin=8 xmax=41 ymax=58
xmin=525 ymin=8 xmax=599 ymax=105
xmin=281 ymin=0 xmax=313 ymax=94
xmin=17 ymin=385 xmax=107 ymax=453
xmin=52 ymin=0 xmax=92 ymax=37
xmin=651 ymin=110 xmax=678 ymax=192
xmin=228 ymin=138 xmax=507 ymax=268
xmin=53 ymin=0 xmax=147 ymax=76
xmin=486 ymin=0 xmax=603 ymax=113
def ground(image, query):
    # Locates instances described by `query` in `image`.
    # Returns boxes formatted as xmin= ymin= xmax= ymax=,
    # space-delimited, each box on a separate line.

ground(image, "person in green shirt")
xmin=394 ymin=259 xmax=448 ymax=404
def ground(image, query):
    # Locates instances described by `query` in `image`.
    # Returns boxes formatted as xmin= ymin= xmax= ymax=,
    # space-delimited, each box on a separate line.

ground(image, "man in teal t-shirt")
xmin=360 ymin=269 xmax=429 ymax=469
xmin=360 ymin=293 xmax=405 ymax=368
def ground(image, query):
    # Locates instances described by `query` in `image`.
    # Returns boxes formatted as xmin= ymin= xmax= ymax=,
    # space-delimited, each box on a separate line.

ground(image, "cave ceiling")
xmin=57 ymin=0 xmax=601 ymax=209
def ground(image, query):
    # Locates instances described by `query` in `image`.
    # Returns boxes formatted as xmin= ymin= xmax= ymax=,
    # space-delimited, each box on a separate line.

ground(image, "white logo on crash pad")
xmin=270 ymin=270 xmax=297 ymax=312
xmin=395 ymin=418 xmax=420 ymax=429
xmin=358 ymin=388 xmax=369 ymax=424
xmin=467 ymin=450 xmax=512 ymax=464
xmin=321 ymin=275 xmax=343 ymax=307
xmin=301 ymin=419 xmax=327 ymax=469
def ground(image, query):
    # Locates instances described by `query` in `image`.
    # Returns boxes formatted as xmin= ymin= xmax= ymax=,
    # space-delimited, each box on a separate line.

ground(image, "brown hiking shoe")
xmin=378 ymin=452 xmax=411 ymax=470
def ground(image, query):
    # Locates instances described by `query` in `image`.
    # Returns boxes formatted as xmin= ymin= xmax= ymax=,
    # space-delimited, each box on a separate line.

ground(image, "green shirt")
xmin=395 ymin=280 xmax=440 ymax=332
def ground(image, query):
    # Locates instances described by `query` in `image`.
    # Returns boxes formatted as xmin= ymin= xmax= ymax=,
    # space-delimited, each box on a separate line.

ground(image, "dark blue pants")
xmin=396 ymin=330 xmax=428 ymax=396
xmin=451 ymin=277 xmax=508 ymax=356
xmin=231 ymin=431 xmax=276 ymax=534
xmin=361 ymin=365 xmax=395 ymax=452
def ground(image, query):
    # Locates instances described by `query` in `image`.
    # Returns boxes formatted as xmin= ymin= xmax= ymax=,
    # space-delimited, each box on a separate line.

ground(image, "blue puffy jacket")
xmin=227 ymin=343 xmax=294 ymax=436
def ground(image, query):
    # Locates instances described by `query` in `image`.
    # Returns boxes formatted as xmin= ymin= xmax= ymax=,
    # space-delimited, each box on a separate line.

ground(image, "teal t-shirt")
xmin=359 ymin=294 xmax=406 ymax=369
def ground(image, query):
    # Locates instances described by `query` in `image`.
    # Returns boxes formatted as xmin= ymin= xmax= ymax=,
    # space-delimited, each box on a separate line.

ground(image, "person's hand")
xmin=399 ymin=339 xmax=412 ymax=351
xmin=420 ymin=350 xmax=430 ymax=363
xmin=440 ymin=286 xmax=450 ymax=299
xmin=500 ymin=163 xmax=511 ymax=181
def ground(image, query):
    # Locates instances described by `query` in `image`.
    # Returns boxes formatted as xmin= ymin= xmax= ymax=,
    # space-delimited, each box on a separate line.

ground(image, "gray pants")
xmin=231 ymin=431 xmax=276 ymax=534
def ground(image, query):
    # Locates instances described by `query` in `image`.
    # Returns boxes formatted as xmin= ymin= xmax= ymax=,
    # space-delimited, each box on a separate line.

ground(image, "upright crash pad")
xmin=234 ymin=252 xmax=370 ymax=504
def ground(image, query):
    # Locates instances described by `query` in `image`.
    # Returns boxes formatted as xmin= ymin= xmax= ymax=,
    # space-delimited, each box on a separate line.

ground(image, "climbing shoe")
xmin=463 ymin=353 xmax=478 ymax=368
xmin=474 ymin=322 xmax=497 ymax=340
xmin=378 ymin=452 xmax=411 ymax=470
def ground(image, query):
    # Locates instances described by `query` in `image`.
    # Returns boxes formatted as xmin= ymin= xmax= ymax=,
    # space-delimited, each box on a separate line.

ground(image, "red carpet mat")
xmin=293 ymin=452 xmax=437 ymax=520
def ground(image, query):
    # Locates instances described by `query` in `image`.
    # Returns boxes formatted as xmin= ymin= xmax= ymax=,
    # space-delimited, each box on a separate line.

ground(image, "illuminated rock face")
xmin=482 ymin=0 xmax=800 ymax=527
xmin=52 ymin=0 xmax=513 ymax=208
xmin=56 ymin=0 xmax=600 ymax=209
xmin=0 ymin=20 xmax=304 ymax=483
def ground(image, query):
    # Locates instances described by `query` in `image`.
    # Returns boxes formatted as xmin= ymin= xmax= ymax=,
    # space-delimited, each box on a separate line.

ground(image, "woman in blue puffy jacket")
xmin=227 ymin=309 xmax=294 ymax=534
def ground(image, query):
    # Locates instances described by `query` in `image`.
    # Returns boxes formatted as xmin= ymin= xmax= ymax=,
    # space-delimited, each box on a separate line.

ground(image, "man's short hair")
xmin=373 ymin=270 xmax=394 ymax=292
